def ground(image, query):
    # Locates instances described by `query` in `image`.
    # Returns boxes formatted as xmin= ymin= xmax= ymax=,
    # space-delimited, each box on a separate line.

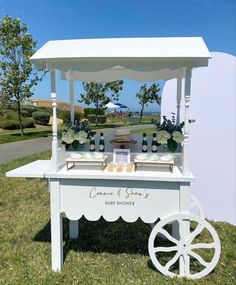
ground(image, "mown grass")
xmin=0 ymin=152 xmax=235 ymax=285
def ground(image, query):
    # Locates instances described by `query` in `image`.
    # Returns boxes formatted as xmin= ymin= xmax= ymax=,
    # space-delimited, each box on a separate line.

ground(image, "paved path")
xmin=0 ymin=137 xmax=52 ymax=164
xmin=0 ymin=124 xmax=154 ymax=164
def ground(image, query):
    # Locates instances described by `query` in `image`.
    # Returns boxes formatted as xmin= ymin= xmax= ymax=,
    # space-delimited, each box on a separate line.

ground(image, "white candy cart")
xmin=6 ymin=37 xmax=221 ymax=279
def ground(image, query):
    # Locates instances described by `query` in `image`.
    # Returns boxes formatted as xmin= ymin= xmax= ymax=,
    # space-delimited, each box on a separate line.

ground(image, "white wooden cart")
xmin=6 ymin=38 xmax=221 ymax=279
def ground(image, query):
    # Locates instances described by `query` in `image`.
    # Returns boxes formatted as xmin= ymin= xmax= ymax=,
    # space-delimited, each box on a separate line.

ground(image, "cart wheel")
xmin=148 ymin=214 xmax=221 ymax=279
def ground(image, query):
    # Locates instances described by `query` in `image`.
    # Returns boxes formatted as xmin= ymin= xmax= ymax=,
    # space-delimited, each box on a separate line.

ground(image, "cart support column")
xmin=50 ymin=180 xmax=63 ymax=272
xmin=51 ymin=70 xmax=58 ymax=171
xmin=176 ymin=74 xmax=182 ymax=126
xmin=182 ymin=69 xmax=192 ymax=176
xmin=179 ymin=182 xmax=191 ymax=276
xmin=69 ymin=80 xmax=75 ymax=125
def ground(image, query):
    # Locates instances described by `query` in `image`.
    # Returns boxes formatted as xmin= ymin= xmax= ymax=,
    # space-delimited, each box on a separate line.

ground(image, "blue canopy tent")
xmin=115 ymin=102 xmax=128 ymax=109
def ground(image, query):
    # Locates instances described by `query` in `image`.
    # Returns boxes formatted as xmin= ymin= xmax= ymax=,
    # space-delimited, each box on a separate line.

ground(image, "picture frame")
xmin=113 ymin=149 xmax=130 ymax=165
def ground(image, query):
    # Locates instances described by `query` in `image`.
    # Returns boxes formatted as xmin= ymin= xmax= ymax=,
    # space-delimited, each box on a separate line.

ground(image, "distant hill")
xmin=33 ymin=99 xmax=84 ymax=113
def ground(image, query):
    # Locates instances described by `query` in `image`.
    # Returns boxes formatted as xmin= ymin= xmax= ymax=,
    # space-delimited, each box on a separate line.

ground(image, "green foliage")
xmin=136 ymin=83 xmax=161 ymax=123
xmin=21 ymin=105 xmax=38 ymax=116
xmin=20 ymin=110 xmax=30 ymax=117
xmin=32 ymin=111 xmax=50 ymax=125
xmin=84 ymin=107 xmax=105 ymax=117
xmin=0 ymin=117 xmax=34 ymax=129
xmin=97 ymin=115 xmax=107 ymax=124
xmin=0 ymin=16 xmax=44 ymax=135
xmin=61 ymin=110 xmax=81 ymax=124
xmin=87 ymin=114 xmax=96 ymax=123
xmin=79 ymin=81 xmax=123 ymax=125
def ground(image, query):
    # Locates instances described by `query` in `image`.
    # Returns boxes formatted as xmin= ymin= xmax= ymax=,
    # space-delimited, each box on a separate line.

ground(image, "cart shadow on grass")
xmin=33 ymin=216 xmax=180 ymax=273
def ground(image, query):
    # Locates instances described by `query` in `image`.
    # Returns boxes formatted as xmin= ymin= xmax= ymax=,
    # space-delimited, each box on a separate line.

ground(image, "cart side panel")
xmin=59 ymin=179 xmax=180 ymax=223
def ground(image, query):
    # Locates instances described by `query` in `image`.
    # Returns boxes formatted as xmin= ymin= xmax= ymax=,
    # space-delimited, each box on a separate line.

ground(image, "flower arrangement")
xmin=62 ymin=119 xmax=92 ymax=150
xmin=157 ymin=113 xmax=185 ymax=152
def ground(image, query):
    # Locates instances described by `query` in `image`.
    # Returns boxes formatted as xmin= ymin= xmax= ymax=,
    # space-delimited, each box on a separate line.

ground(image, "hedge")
xmin=87 ymin=114 xmax=107 ymax=124
xmin=62 ymin=110 xmax=81 ymax=124
xmin=0 ymin=118 xmax=35 ymax=130
xmin=21 ymin=105 xmax=38 ymax=116
xmin=21 ymin=110 xmax=30 ymax=117
xmin=84 ymin=108 xmax=105 ymax=118
xmin=32 ymin=111 xmax=50 ymax=125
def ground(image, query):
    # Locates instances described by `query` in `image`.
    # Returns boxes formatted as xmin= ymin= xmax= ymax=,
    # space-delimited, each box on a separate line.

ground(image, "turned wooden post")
xmin=182 ymin=69 xmax=192 ymax=176
xmin=69 ymin=80 xmax=75 ymax=125
xmin=51 ymin=69 xmax=58 ymax=171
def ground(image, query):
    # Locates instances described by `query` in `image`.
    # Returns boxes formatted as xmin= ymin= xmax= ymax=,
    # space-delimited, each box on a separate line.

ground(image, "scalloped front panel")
xmin=60 ymin=180 xmax=180 ymax=223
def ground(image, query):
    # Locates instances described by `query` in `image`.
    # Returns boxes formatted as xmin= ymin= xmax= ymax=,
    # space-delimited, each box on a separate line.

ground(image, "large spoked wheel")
xmin=148 ymin=214 xmax=221 ymax=279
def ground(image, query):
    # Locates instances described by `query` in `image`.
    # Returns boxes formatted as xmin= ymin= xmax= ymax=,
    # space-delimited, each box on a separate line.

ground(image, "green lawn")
xmin=0 ymin=152 xmax=235 ymax=285
xmin=0 ymin=127 xmax=52 ymax=144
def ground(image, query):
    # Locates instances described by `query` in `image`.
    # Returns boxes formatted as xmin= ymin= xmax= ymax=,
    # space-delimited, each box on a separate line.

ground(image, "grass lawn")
xmin=0 ymin=126 xmax=66 ymax=144
xmin=0 ymin=152 xmax=235 ymax=285
xmin=0 ymin=127 xmax=52 ymax=144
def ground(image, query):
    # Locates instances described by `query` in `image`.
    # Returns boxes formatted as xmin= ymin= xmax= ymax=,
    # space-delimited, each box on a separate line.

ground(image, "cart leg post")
xmin=69 ymin=220 xmax=79 ymax=239
xmin=50 ymin=180 xmax=63 ymax=272
xmin=179 ymin=182 xmax=190 ymax=277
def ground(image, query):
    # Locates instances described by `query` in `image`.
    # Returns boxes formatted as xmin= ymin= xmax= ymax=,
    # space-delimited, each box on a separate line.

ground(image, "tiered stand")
xmin=6 ymin=37 xmax=221 ymax=279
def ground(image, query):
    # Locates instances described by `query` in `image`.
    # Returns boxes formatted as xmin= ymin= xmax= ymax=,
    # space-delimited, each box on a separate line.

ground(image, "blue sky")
xmin=0 ymin=0 xmax=235 ymax=112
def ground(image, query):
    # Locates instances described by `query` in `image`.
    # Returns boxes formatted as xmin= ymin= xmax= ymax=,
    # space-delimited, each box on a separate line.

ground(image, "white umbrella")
xmin=105 ymin=102 xmax=120 ymax=109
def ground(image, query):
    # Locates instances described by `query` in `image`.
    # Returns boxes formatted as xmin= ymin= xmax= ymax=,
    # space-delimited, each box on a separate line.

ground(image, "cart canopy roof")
xmin=30 ymin=37 xmax=211 ymax=82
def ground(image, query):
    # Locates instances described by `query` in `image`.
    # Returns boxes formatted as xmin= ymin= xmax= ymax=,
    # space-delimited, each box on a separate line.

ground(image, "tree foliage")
xmin=136 ymin=83 xmax=161 ymax=123
xmin=0 ymin=15 xmax=43 ymax=135
xmin=79 ymin=81 xmax=123 ymax=125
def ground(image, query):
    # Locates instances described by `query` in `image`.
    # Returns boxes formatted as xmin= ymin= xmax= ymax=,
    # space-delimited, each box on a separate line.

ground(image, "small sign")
xmin=113 ymin=149 xmax=130 ymax=165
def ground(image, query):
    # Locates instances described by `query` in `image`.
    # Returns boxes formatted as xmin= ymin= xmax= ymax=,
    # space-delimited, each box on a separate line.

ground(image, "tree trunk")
xmin=95 ymin=102 xmax=99 ymax=126
xmin=139 ymin=106 xmax=144 ymax=123
xmin=17 ymin=99 xmax=24 ymax=136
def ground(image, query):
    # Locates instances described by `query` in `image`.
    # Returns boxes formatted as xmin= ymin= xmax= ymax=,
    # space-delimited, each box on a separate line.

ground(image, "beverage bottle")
xmin=142 ymin=133 xmax=148 ymax=152
xmin=99 ymin=133 xmax=105 ymax=152
xmin=89 ymin=133 xmax=96 ymax=152
xmin=151 ymin=133 xmax=158 ymax=153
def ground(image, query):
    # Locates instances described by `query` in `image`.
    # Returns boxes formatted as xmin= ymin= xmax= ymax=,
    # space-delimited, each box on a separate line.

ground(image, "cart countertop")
xmin=45 ymin=165 xmax=195 ymax=183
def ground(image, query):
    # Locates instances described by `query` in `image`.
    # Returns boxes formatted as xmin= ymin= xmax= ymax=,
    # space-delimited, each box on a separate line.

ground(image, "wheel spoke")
xmin=189 ymin=251 xmax=210 ymax=267
xmin=154 ymin=246 xmax=178 ymax=253
xmin=191 ymin=242 xmax=216 ymax=249
xmin=164 ymin=252 xmax=180 ymax=271
xmin=159 ymin=229 xmax=179 ymax=245
xmin=183 ymin=254 xmax=191 ymax=278
xmin=178 ymin=218 xmax=185 ymax=241
xmin=188 ymin=223 xmax=205 ymax=244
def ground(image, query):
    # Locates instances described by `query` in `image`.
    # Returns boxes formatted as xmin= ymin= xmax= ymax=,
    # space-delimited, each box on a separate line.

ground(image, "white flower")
xmin=75 ymin=130 xmax=87 ymax=144
xmin=172 ymin=131 xmax=184 ymax=143
xmin=157 ymin=130 xmax=171 ymax=144
xmin=62 ymin=129 xmax=75 ymax=144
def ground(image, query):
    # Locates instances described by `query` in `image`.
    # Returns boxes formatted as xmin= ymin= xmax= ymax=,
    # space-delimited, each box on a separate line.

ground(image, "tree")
xmin=0 ymin=16 xmax=43 ymax=136
xmin=136 ymin=83 xmax=161 ymax=123
xmin=79 ymin=81 xmax=123 ymax=125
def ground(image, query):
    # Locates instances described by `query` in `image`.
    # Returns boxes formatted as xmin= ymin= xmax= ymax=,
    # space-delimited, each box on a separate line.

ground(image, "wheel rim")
xmin=148 ymin=214 xmax=221 ymax=279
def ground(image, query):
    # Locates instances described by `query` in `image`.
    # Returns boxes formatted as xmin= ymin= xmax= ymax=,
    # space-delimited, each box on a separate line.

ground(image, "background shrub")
xmin=62 ymin=110 xmax=81 ymax=124
xmin=0 ymin=117 xmax=35 ymax=130
xmin=0 ymin=119 xmax=19 ymax=130
xmin=20 ymin=110 xmax=30 ymax=117
xmin=21 ymin=105 xmax=38 ymax=116
xmin=84 ymin=108 xmax=105 ymax=118
xmin=32 ymin=111 xmax=50 ymax=125
xmin=87 ymin=114 xmax=96 ymax=123
xmin=23 ymin=118 xmax=35 ymax=128
xmin=87 ymin=114 xmax=107 ymax=124
xmin=97 ymin=115 xmax=107 ymax=124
